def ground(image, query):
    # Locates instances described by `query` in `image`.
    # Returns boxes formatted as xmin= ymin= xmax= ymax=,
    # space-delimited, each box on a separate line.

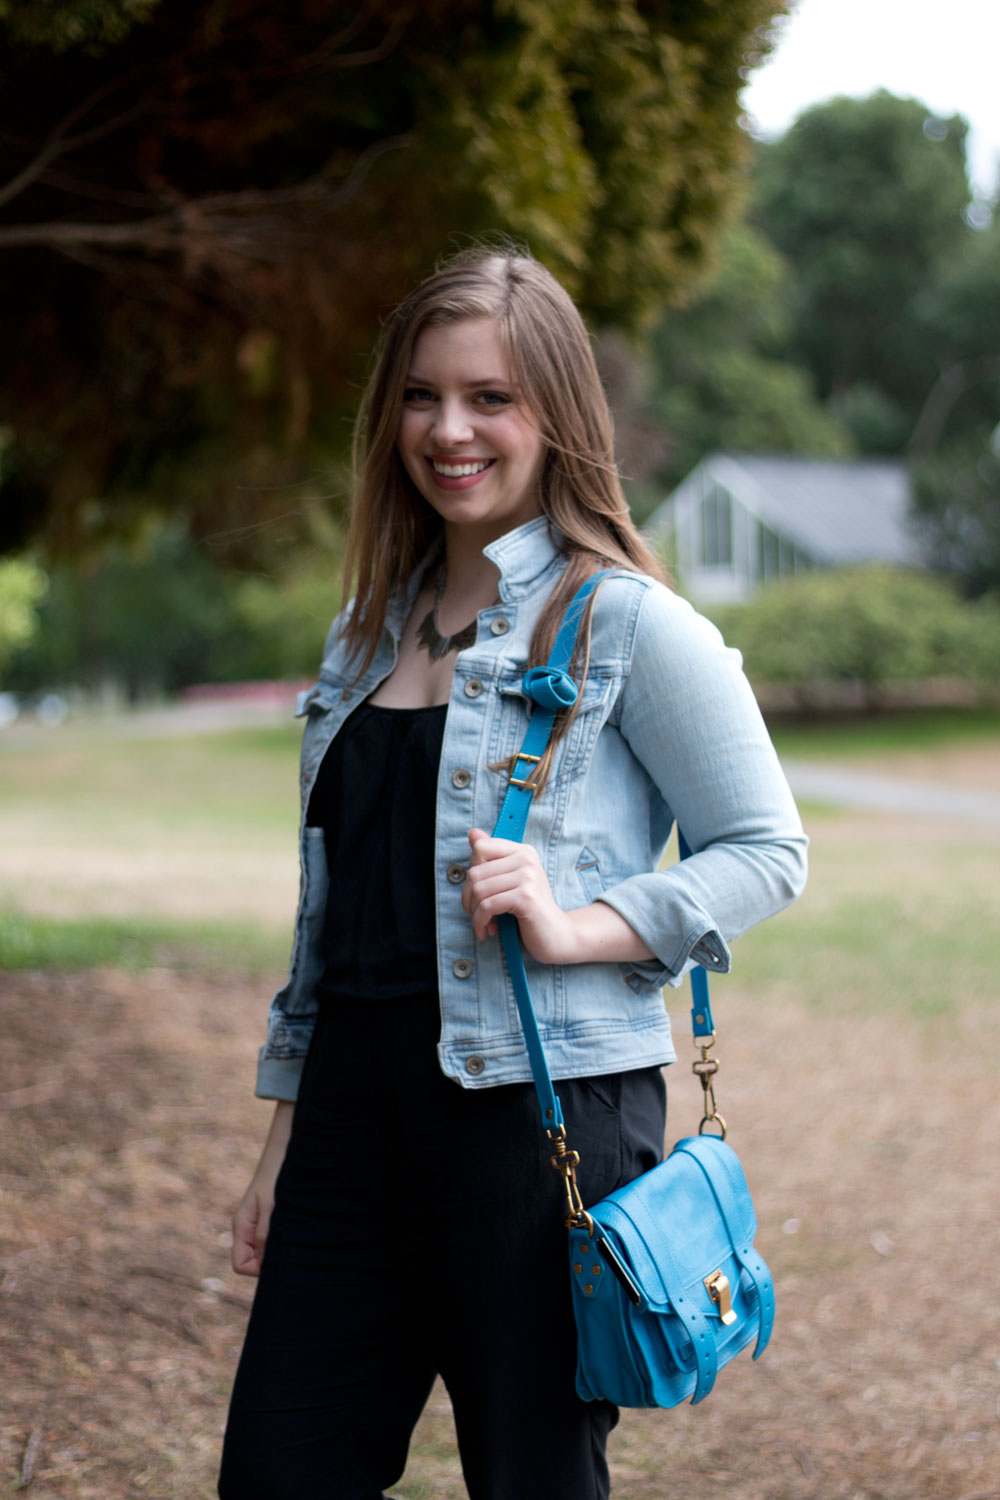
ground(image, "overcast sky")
xmin=740 ymin=0 xmax=1000 ymax=200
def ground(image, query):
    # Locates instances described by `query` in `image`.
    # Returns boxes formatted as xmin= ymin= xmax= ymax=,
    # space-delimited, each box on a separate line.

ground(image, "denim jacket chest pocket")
xmin=487 ymin=665 xmax=622 ymax=792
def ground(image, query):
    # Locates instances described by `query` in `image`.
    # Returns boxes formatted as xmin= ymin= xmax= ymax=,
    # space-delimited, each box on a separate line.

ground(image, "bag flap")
xmin=590 ymin=1137 xmax=758 ymax=1308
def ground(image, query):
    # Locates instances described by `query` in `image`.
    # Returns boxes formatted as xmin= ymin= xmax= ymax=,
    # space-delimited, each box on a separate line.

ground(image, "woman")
xmin=218 ymin=245 xmax=807 ymax=1500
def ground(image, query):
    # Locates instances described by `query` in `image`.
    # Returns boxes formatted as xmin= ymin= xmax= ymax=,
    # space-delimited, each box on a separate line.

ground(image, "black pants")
xmin=218 ymin=994 xmax=666 ymax=1500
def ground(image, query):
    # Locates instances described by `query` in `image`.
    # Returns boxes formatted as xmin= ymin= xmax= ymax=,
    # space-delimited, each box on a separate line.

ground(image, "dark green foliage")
xmin=649 ymin=223 xmax=854 ymax=486
xmin=4 ymin=519 xmax=343 ymax=696
xmin=7 ymin=522 xmax=234 ymax=698
xmin=752 ymin=91 xmax=971 ymax=434
xmin=0 ymin=0 xmax=786 ymax=559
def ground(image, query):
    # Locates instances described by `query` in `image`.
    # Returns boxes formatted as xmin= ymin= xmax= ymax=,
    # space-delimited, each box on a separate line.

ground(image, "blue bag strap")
xmin=490 ymin=569 xmax=714 ymax=1137
xmin=493 ymin=568 xmax=612 ymax=1134
xmin=677 ymin=829 xmax=715 ymax=1041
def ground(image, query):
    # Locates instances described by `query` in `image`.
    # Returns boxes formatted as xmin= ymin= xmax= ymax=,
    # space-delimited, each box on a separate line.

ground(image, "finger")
xmin=465 ymin=855 xmax=525 ymax=895
xmin=231 ymin=1227 xmax=260 ymax=1277
xmin=467 ymin=830 xmax=522 ymax=862
xmin=467 ymin=828 xmax=491 ymax=862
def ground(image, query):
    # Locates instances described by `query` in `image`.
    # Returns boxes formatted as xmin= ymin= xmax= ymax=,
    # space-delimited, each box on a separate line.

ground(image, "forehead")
xmin=408 ymin=317 xmax=510 ymax=379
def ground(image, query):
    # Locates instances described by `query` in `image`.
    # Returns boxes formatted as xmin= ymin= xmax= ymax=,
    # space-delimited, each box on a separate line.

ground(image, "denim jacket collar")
xmin=382 ymin=516 xmax=566 ymax=645
xmin=483 ymin=516 xmax=566 ymax=601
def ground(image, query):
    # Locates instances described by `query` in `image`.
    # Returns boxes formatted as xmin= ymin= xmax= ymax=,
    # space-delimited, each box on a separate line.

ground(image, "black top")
xmin=306 ymin=701 xmax=448 ymax=1001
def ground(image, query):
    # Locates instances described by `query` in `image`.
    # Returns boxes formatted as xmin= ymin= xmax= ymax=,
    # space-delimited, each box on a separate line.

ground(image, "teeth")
xmin=431 ymin=460 xmax=491 ymax=477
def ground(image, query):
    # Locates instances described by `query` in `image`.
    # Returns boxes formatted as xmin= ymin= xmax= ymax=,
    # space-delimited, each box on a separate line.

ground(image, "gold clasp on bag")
xmin=548 ymin=1126 xmax=594 ymax=1235
xmin=704 ymin=1269 xmax=737 ymax=1325
xmin=692 ymin=1034 xmax=727 ymax=1139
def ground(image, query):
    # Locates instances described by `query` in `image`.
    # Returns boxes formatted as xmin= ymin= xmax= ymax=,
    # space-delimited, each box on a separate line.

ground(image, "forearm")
xmin=231 ymin=1100 xmax=294 ymax=1277
xmin=559 ymin=901 xmax=656 ymax=964
xmin=253 ymin=1100 xmax=294 ymax=1184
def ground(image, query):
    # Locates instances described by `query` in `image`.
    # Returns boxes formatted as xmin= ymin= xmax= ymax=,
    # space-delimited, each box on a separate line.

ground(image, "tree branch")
xmin=0 ymin=134 xmax=411 ymax=260
xmin=0 ymin=73 xmax=157 ymax=211
xmin=908 ymin=357 xmax=1000 ymax=455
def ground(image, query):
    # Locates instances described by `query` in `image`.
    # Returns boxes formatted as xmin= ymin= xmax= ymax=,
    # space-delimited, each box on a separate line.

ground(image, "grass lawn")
xmin=0 ymin=725 xmax=302 ymax=938
xmin=1 ymin=710 xmax=998 ymax=1014
xmin=768 ymin=704 xmax=1000 ymax=759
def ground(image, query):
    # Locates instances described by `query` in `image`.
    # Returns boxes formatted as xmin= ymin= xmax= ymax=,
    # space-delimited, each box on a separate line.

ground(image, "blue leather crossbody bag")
xmin=492 ymin=570 xmax=775 ymax=1407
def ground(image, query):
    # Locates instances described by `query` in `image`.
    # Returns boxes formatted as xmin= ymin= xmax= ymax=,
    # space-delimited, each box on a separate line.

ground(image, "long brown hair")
xmin=343 ymin=243 xmax=666 ymax=681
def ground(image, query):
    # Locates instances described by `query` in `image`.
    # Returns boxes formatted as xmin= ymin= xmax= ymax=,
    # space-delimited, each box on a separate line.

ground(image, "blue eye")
xmin=403 ymin=386 xmax=435 ymax=404
xmin=478 ymin=391 xmax=511 ymax=407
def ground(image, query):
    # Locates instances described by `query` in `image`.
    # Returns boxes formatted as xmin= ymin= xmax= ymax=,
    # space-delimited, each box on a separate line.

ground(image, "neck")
xmin=439 ymin=526 xmax=503 ymax=613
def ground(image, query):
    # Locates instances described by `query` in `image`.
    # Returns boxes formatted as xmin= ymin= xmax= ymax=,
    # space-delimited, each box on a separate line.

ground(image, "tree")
xmin=647 ymin=222 xmax=853 ymax=487
xmin=752 ymin=91 xmax=971 ymax=449
xmin=0 ymin=0 xmax=788 ymax=559
xmin=905 ymin=216 xmax=1000 ymax=594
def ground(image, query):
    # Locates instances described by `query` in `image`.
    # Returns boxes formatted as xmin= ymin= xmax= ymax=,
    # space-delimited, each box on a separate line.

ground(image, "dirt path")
xmin=2 ymin=962 xmax=997 ymax=1500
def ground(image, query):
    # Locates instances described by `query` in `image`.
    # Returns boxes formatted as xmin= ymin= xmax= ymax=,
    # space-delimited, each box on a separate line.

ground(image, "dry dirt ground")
xmin=3 ymin=945 xmax=998 ymax=1500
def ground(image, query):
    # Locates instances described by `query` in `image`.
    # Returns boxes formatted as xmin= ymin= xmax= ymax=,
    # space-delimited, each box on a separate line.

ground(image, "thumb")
xmin=468 ymin=827 xmax=490 ymax=850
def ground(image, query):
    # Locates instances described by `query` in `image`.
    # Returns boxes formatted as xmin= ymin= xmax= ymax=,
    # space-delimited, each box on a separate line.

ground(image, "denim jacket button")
xmin=464 ymin=678 xmax=484 ymax=698
xmin=465 ymin=1054 xmax=485 ymax=1076
xmin=453 ymin=957 xmax=474 ymax=979
xmin=451 ymin=767 xmax=472 ymax=789
xmin=490 ymin=617 xmax=510 ymax=636
xmin=446 ymin=862 xmax=466 ymax=885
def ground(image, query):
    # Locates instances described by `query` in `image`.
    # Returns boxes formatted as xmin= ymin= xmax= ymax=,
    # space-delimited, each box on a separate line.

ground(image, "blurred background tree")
xmin=750 ymin=91 xmax=971 ymax=450
xmin=647 ymin=221 xmax=854 ymax=494
xmin=4 ymin=6 xmax=998 ymax=701
xmin=646 ymin=90 xmax=999 ymax=596
xmin=0 ymin=0 xmax=785 ymax=562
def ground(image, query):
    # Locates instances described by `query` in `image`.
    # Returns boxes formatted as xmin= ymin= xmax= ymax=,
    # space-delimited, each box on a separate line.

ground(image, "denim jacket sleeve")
xmin=594 ymin=580 xmax=808 ymax=987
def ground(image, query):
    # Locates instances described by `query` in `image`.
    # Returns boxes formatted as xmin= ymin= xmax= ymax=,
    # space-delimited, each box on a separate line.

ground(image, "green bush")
xmin=5 ymin=523 xmax=344 ymax=698
xmin=208 ymin=562 xmax=340 ymax=683
xmin=0 ymin=557 xmax=46 ymax=672
xmin=709 ymin=568 xmax=1000 ymax=706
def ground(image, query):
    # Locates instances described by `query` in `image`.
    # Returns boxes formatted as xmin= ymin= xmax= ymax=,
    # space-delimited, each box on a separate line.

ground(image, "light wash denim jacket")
xmin=256 ymin=516 xmax=807 ymax=1101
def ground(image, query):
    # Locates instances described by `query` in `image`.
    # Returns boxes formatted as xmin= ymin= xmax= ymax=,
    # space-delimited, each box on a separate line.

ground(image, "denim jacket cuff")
xmin=255 ymin=1052 xmax=305 ymax=1103
xmin=596 ymin=882 xmax=733 ymax=988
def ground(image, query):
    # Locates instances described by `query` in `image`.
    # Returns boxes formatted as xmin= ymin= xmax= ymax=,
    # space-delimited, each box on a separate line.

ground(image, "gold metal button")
xmin=584 ymin=1283 xmax=594 ymax=1295
xmin=451 ymin=767 xmax=472 ymax=789
xmin=464 ymin=678 xmax=484 ymax=698
xmin=446 ymin=862 xmax=466 ymax=885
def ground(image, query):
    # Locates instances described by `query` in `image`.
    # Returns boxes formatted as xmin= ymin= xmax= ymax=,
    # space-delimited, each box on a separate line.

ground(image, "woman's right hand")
xmin=230 ymin=1100 xmax=294 ymax=1277
xmin=231 ymin=1177 xmax=277 ymax=1277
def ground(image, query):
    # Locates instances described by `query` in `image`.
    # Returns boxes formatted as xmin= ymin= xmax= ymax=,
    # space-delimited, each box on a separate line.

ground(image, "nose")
xmin=432 ymin=397 xmax=475 ymax=448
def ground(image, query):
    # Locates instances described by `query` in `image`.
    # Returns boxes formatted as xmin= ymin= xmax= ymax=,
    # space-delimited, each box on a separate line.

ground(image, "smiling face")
xmin=396 ymin=317 xmax=547 ymax=545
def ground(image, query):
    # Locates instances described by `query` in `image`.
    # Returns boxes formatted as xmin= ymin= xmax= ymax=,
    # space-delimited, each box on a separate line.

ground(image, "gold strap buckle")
xmin=508 ymin=752 xmax=541 ymax=790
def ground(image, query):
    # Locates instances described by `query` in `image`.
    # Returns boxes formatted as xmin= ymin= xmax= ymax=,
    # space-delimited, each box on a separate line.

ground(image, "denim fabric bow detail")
xmin=521 ymin=665 xmax=579 ymax=711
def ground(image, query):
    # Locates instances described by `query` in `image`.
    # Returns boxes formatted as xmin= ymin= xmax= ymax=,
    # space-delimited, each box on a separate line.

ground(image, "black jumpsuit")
xmin=218 ymin=702 xmax=666 ymax=1500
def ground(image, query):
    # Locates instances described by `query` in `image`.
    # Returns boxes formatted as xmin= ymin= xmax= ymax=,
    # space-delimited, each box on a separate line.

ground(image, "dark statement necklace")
xmin=416 ymin=568 xmax=479 ymax=661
